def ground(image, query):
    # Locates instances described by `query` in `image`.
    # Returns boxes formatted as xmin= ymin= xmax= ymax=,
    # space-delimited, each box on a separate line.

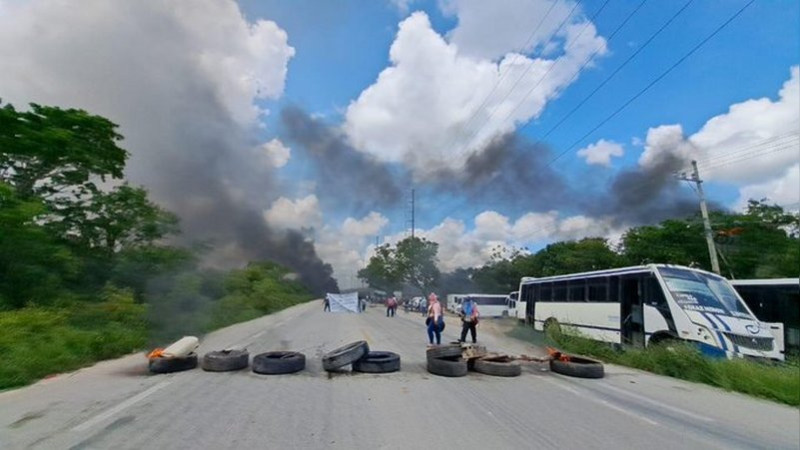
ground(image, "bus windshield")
xmin=658 ymin=267 xmax=753 ymax=319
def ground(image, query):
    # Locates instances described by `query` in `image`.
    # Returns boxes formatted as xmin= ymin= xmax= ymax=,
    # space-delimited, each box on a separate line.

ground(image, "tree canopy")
xmin=358 ymin=236 xmax=441 ymax=295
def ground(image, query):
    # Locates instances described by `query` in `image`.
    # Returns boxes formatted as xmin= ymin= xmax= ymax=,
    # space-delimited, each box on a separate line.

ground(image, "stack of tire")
xmin=322 ymin=341 xmax=400 ymax=374
xmin=426 ymin=344 xmax=467 ymax=377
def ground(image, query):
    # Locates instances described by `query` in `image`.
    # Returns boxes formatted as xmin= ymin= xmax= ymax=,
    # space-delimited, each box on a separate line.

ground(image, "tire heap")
xmin=323 ymin=341 xmax=400 ymax=374
xmin=426 ymin=344 xmax=522 ymax=378
xmin=426 ymin=344 xmax=468 ymax=377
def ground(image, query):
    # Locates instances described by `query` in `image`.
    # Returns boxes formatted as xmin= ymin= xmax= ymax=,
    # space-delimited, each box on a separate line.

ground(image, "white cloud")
xmin=735 ymin=164 xmax=800 ymax=210
xmin=262 ymin=138 xmax=291 ymax=168
xmin=315 ymin=212 xmax=391 ymax=289
xmin=382 ymin=210 xmax=622 ymax=272
xmin=441 ymin=0 xmax=581 ymax=61
xmin=341 ymin=212 xmax=389 ymax=237
xmin=691 ymin=66 xmax=799 ymax=185
xmin=343 ymin=10 xmax=606 ymax=179
xmin=577 ymin=139 xmax=624 ymax=167
xmin=634 ymin=66 xmax=799 ymax=208
xmin=263 ymin=195 xmax=322 ymax=231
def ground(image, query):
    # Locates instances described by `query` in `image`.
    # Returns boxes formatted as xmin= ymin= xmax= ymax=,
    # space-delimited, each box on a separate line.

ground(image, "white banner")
xmin=327 ymin=292 xmax=360 ymax=313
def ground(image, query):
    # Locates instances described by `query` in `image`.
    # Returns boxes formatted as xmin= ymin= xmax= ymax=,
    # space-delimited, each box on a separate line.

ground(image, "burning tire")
xmin=427 ymin=356 xmax=468 ymax=377
xmin=201 ymin=349 xmax=249 ymax=372
xmin=322 ymin=341 xmax=369 ymax=371
xmin=550 ymin=355 xmax=604 ymax=379
xmin=252 ymin=351 xmax=306 ymax=375
xmin=473 ymin=356 xmax=521 ymax=377
xmin=149 ymin=353 xmax=198 ymax=374
xmin=352 ymin=351 xmax=400 ymax=373
xmin=426 ymin=344 xmax=462 ymax=360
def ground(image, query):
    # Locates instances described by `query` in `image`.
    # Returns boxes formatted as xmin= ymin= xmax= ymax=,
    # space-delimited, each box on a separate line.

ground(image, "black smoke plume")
xmin=281 ymin=106 xmax=405 ymax=215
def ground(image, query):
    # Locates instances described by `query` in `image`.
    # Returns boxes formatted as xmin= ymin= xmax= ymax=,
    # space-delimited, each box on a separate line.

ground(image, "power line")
xmin=545 ymin=0 xmax=755 ymax=166
xmin=454 ymin=0 xmax=600 ymax=157
xmin=692 ymin=131 xmax=800 ymax=163
xmin=692 ymin=135 xmax=799 ymax=168
xmin=538 ymin=0 xmax=692 ymax=142
xmin=437 ymin=0 xmax=562 ymax=157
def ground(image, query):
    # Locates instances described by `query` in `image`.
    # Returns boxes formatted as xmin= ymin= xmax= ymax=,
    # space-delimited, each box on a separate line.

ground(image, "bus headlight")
xmin=696 ymin=326 xmax=716 ymax=343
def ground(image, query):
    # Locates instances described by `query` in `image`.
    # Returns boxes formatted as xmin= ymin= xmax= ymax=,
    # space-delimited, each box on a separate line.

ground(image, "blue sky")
xmin=2 ymin=0 xmax=796 ymax=287
xmin=244 ymin=0 xmax=797 ymax=226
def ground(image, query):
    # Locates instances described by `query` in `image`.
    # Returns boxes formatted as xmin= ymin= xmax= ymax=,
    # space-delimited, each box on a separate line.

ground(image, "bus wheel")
xmin=649 ymin=333 xmax=680 ymax=351
xmin=543 ymin=318 xmax=561 ymax=338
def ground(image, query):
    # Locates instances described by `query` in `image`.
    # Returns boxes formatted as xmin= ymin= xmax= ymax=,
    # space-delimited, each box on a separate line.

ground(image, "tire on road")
xmin=252 ymin=351 xmax=306 ymax=374
xmin=149 ymin=353 xmax=198 ymax=374
xmin=426 ymin=344 xmax=462 ymax=360
xmin=473 ymin=357 xmax=521 ymax=377
xmin=427 ymin=357 xmax=468 ymax=377
xmin=201 ymin=349 xmax=250 ymax=372
xmin=322 ymin=341 xmax=369 ymax=371
xmin=550 ymin=355 xmax=604 ymax=379
xmin=352 ymin=351 xmax=401 ymax=373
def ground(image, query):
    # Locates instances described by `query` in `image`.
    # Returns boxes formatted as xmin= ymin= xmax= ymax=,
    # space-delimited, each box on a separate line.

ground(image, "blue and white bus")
xmin=518 ymin=264 xmax=783 ymax=361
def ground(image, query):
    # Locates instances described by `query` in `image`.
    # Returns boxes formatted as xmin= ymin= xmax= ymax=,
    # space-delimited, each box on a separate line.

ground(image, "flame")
xmin=546 ymin=347 xmax=571 ymax=362
xmin=147 ymin=348 xmax=164 ymax=359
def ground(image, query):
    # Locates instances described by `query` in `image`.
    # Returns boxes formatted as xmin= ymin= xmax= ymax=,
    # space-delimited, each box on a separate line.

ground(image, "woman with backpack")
xmin=459 ymin=297 xmax=479 ymax=344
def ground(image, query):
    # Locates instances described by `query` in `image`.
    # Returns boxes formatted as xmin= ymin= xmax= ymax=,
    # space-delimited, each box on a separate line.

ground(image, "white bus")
xmin=731 ymin=278 xmax=799 ymax=355
xmin=446 ymin=294 xmax=466 ymax=313
xmin=518 ymin=265 xmax=783 ymax=361
xmin=506 ymin=291 xmax=519 ymax=318
xmin=458 ymin=294 xmax=509 ymax=318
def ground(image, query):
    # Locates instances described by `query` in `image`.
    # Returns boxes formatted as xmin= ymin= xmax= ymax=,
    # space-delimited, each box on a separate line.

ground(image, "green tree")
xmin=0 ymin=102 xmax=126 ymax=204
xmin=64 ymin=184 xmax=179 ymax=254
xmin=357 ymin=244 xmax=404 ymax=292
xmin=359 ymin=237 xmax=441 ymax=295
xmin=0 ymin=182 xmax=78 ymax=308
xmin=395 ymin=237 xmax=440 ymax=295
xmin=621 ymin=200 xmax=799 ymax=278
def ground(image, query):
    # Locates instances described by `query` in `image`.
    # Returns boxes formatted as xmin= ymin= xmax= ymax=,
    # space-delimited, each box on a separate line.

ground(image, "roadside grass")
xmin=0 ymin=287 xmax=147 ymax=390
xmin=508 ymin=324 xmax=800 ymax=407
xmin=0 ymin=266 xmax=315 ymax=391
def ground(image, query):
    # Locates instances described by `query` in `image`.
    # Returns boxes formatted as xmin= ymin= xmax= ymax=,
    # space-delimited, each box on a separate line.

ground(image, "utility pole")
xmin=677 ymin=160 xmax=721 ymax=274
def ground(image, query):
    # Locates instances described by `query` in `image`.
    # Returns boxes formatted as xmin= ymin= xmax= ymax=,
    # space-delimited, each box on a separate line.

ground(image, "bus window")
xmin=540 ymin=283 xmax=552 ymax=302
xmin=569 ymin=280 xmax=586 ymax=302
xmin=608 ymin=276 xmax=620 ymax=303
xmin=587 ymin=278 xmax=608 ymax=302
xmin=553 ymin=281 xmax=568 ymax=302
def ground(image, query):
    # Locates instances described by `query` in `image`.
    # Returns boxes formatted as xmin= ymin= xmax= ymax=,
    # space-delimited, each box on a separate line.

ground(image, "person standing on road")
xmin=323 ymin=296 xmax=330 ymax=312
xmin=386 ymin=296 xmax=397 ymax=317
xmin=459 ymin=297 xmax=479 ymax=344
xmin=426 ymin=293 xmax=444 ymax=346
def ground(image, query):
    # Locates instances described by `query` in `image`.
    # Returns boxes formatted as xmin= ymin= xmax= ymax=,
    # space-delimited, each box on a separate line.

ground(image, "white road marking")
xmin=600 ymin=383 xmax=715 ymax=423
xmin=541 ymin=377 xmax=659 ymax=427
xmin=72 ymin=381 xmax=171 ymax=432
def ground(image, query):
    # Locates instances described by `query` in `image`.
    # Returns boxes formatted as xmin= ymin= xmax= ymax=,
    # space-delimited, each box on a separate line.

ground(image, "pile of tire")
xmin=252 ymin=351 xmax=307 ymax=375
xmin=426 ymin=344 xmax=467 ymax=377
xmin=323 ymin=341 xmax=400 ymax=374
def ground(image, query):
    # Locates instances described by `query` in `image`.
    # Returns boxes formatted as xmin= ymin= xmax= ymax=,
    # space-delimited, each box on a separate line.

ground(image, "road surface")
xmin=1 ymin=301 xmax=798 ymax=449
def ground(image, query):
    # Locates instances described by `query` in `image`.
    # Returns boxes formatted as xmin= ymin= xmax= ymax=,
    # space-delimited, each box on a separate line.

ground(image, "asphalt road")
xmin=1 ymin=301 xmax=798 ymax=450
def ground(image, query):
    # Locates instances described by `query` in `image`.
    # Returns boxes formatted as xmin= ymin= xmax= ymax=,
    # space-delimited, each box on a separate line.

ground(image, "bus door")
xmin=621 ymin=275 xmax=645 ymax=347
